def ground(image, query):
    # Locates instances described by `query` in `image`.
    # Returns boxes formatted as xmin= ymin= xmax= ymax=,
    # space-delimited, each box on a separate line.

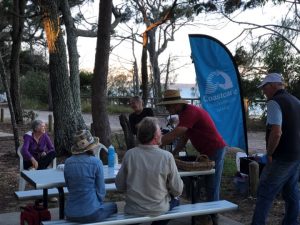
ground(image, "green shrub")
xmin=21 ymin=97 xmax=48 ymax=110
xmin=107 ymin=104 xmax=132 ymax=114
xmin=21 ymin=71 xmax=49 ymax=104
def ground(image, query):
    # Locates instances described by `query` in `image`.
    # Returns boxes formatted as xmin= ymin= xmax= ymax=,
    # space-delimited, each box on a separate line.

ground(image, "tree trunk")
xmin=9 ymin=0 xmax=26 ymax=124
xmin=92 ymin=0 xmax=112 ymax=161
xmin=141 ymin=45 xmax=148 ymax=105
xmin=39 ymin=0 xmax=85 ymax=155
xmin=0 ymin=52 xmax=20 ymax=154
xmin=148 ymin=30 xmax=162 ymax=104
xmin=60 ymin=0 xmax=86 ymax=129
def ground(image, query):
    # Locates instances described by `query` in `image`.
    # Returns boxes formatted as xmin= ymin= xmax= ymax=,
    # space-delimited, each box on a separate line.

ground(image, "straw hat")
xmin=157 ymin=89 xmax=189 ymax=105
xmin=71 ymin=129 xmax=100 ymax=154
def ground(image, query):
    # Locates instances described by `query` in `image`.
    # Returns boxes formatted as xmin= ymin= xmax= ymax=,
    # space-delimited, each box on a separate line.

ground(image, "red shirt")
xmin=178 ymin=104 xmax=226 ymax=157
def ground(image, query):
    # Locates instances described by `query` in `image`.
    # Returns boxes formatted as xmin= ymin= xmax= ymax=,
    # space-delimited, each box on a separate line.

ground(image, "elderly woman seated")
xmin=64 ymin=129 xmax=117 ymax=223
xmin=21 ymin=119 xmax=56 ymax=170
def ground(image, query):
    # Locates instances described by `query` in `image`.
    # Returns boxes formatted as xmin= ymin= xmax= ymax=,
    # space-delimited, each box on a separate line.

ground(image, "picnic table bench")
xmin=15 ymin=183 xmax=117 ymax=201
xmin=41 ymin=200 xmax=238 ymax=225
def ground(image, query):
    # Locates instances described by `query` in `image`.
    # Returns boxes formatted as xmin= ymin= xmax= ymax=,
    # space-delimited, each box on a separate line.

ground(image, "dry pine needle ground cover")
xmin=0 ymin=122 xmax=293 ymax=225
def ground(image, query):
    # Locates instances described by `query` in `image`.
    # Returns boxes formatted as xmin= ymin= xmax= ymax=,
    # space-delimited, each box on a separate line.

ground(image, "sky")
xmin=75 ymin=1 xmax=292 ymax=84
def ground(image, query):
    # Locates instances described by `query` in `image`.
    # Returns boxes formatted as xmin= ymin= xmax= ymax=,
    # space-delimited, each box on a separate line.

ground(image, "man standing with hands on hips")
xmin=252 ymin=73 xmax=300 ymax=225
xmin=157 ymin=89 xmax=226 ymax=225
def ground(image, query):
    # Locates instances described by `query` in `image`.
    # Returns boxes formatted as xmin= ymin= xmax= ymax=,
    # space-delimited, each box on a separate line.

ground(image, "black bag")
xmin=240 ymin=157 xmax=265 ymax=175
xmin=20 ymin=203 xmax=51 ymax=225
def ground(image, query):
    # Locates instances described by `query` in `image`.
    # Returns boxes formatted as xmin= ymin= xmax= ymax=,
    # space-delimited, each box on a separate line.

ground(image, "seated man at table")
xmin=116 ymin=117 xmax=183 ymax=225
xmin=21 ymin=119 xmax=56 ymax=170
xmin=129 ymin=96 xmax=154 ymax=136
xmin=64 ymin=129 xmax=117 ymax=223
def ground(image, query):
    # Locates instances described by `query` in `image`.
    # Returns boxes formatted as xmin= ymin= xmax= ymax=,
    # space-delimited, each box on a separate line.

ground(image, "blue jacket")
xmin=64 ymin=154 xmax=106 ymax=217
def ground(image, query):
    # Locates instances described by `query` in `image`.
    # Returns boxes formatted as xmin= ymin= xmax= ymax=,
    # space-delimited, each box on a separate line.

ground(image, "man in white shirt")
xmin=116 ymin=117 xmax=183 ymax=225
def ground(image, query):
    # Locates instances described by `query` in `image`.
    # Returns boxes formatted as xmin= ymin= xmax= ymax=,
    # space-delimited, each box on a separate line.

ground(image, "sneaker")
xmin=49 ymin=197 xmax=58 ymax=202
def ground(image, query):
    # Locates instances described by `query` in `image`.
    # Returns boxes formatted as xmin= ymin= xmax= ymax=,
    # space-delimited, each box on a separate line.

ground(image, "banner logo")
xmin=205 ymin=70 xmax=233 ymax=94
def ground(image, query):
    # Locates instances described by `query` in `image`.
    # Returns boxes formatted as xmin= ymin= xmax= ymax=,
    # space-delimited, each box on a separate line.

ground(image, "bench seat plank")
xmin=42 ymin=200 xmax=238 ymax=225
xmin=15 ymin=183 xmax=117 ymax=201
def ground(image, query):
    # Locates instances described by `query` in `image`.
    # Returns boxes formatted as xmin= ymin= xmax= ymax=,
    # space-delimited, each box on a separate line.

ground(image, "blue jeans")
xmin=251 ymin=159 xmax=300 ymax=225
xmin=205 ymin=146 xmax=226 ymax=201
xmin=67 ymin=202 xmax=117 ymax=223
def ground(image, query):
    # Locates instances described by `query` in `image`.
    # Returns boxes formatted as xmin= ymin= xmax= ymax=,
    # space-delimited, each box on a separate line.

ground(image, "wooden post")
xmin=0 ymin=108 xmax=3 ymax=122
xmin=48 ymin=114 xmax=53 ymax=133
xmin=249 ymin=161 xmax=259 ymax=197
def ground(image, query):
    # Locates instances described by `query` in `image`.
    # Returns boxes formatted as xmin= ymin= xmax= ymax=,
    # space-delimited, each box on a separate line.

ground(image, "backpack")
xmin=20 ymin=203 xmax=51 ymax=225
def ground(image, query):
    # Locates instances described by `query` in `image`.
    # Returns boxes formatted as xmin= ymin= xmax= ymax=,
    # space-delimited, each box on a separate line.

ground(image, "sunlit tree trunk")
xmin=39 ymin=0 xmax=85 ymax=155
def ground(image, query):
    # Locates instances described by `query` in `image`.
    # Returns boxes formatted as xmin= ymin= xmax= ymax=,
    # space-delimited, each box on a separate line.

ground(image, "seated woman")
xmin=64 ymin=129 xmax=117 ymax=223
xmin=21 ymin=119 xmax=56 ymax=170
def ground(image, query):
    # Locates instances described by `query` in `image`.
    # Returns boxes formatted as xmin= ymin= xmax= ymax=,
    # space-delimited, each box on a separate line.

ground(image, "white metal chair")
xmin=94 ymin=143 xmax=108 ymax=159
xmin=17 ymin=145 xmax=57 ymax=191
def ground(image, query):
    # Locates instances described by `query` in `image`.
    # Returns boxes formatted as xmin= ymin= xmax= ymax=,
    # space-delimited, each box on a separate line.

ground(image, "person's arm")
xmin=161 ymin=126 xmax=187 ymax=146
xmin=22 ymin=134 xmax=39 ymax=168
xmin=115 ymin=157 xmax=127 ymax=192
xmin=266 ymin=125 xmax=282 ymax=163
xmin=95 ymin=159 xmax=106 ymax=201
xmin=44 ymin=133 xmax=55 ymax=153
xmin=172 ymin=135 xmax=188 ymax=156
xmin=265 ymin=100 xmax=282 ymax=163
xmin=167 ymin=155 xmax=183 ymax=197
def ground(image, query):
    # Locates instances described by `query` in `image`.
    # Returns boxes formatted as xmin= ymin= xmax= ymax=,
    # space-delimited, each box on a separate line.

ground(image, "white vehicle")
xmin=0 ymin=92 xmax=7 ymax=102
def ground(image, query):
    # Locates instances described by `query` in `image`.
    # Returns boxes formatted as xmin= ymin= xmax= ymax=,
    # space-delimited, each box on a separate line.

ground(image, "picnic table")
xmin=21 ymin=165 xmax=215 ymax=219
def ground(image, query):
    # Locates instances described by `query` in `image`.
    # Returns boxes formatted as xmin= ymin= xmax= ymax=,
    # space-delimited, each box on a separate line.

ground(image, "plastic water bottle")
xmin=114 ymin=150 xmax=118 ymax=165
xmin=108 ymin=145 xmax=115 ymax=167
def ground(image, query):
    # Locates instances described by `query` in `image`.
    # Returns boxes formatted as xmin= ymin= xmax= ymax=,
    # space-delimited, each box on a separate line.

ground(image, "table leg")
xmin=191 ymin=176 xmax=197 ymax=225
xmin=57 ymin=187 xmax=65 ymax=219
xmin=43 ymin=189 xmax=48 ymax=209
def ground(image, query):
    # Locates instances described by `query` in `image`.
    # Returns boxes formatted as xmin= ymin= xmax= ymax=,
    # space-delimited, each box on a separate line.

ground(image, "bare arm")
xmin=161 ymin=126 xmax=187 ymax=146
xmin=267 ymin=124 xmax=282 ymax=163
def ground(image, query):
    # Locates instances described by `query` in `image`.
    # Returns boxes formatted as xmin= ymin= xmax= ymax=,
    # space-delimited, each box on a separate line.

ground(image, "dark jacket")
xmin=266 ymin=89 xmax=300 ymax=161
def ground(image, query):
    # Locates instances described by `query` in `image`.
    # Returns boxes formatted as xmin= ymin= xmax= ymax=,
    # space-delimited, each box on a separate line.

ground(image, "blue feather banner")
xmin=189 ymin=34 xmax=248 ymax=153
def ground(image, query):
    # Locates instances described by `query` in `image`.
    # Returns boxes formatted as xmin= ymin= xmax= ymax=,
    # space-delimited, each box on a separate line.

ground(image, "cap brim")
xmin=257 ymin=81 xmax=266 ymax=88
xmin=157 ymin=99 xmax=189 ymax=105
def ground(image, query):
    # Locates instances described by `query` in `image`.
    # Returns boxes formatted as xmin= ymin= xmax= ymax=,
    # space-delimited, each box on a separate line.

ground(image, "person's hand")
xmin=31 ymin=158 xmax=38 ymax=169
xmin=41 ymin=152 xmax=47 ymax=157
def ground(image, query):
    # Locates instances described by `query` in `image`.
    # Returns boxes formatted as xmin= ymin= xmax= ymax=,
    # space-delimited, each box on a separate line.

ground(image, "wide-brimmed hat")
xmin=157 ymin=89 xmax=189 ymax=105
xmin=71 ymin=129 xmax=100 ymax=154
xmin=257 ymin=73 xmax=284 ymax=88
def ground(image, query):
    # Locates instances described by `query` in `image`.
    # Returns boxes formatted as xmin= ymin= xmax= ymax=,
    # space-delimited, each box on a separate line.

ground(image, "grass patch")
xmin=81 ymin=101 xmax=132 ymax=114
xmin=223 ymin=154 xmax=237 ymax=177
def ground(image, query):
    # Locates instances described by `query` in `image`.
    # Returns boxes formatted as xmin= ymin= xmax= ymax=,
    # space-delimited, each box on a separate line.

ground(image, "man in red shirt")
xmin=158 ymin=89 xmax=226 ymax=225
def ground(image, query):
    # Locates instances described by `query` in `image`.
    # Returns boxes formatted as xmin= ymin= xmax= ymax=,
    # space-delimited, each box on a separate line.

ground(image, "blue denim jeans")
xmin=205 ymin=146 xmax=226 ymax=201
xmin=251 ymin=159 xmax=300 ymax=225
xmin=67 ymin=202 xmax=117 ymax=223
